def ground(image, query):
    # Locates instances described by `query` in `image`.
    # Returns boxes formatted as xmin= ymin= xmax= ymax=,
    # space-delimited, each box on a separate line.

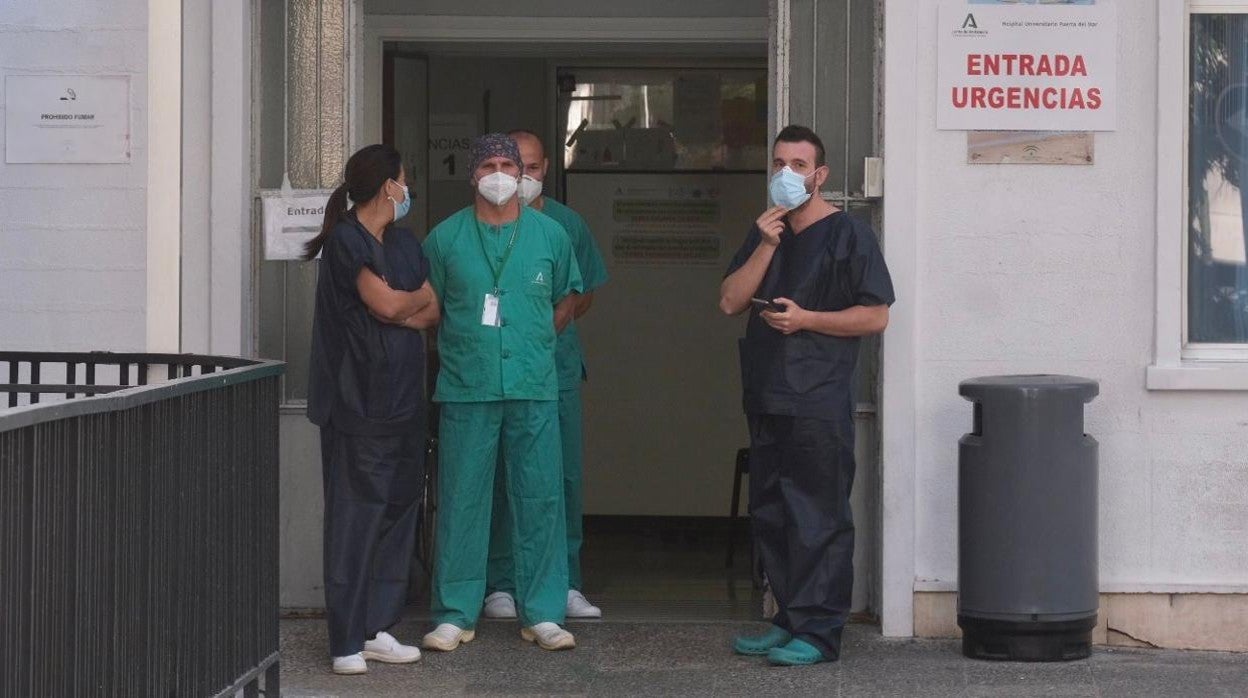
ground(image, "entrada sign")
xmin=937 ymin=1 xmax=1117 ymax=131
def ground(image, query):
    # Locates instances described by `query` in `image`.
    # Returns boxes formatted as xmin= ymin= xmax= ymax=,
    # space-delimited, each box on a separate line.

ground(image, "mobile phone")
xmin=750 ymin=297 xmax=787 ymax=313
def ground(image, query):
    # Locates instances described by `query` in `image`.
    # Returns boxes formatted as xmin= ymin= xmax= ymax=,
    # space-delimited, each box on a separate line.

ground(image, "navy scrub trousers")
xmin=321 ymin=426 xmax=426 ymax=656
xmin=747 ymin=414 xmax=856 ymax=660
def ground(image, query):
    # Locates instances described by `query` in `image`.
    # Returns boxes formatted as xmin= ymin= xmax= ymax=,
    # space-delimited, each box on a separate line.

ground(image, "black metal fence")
xmin=0 ymin=352 xmax=284 ymax=698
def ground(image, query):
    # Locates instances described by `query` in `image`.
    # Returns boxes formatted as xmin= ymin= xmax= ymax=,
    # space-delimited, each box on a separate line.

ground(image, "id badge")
xmin=481 ymin=293 xmax=501 ymax=327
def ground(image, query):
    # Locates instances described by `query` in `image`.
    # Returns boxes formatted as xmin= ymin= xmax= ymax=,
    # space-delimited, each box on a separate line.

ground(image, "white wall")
xmin=0 ymin=1 xmax=147 ymax=351
xmin=896 ymin=0 xmax=1248 ymax=594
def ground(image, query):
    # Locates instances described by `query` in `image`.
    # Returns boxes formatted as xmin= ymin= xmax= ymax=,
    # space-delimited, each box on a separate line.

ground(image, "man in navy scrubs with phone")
xmin=719 ymin=125 xmax=895 ymax=666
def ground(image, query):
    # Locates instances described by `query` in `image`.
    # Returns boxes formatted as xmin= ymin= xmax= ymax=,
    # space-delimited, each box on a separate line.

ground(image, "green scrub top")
xmin=424 ymin=206 xmax=583 ymax=403
xmin=537 ymin=199 xmax=609 ymax=389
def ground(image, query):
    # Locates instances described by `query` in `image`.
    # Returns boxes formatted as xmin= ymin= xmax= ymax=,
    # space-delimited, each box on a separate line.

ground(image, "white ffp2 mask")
xmin=478 ymin=172 xmax=519 ymax=206
xmin=517 ymin=175 xmax=543 ymax=205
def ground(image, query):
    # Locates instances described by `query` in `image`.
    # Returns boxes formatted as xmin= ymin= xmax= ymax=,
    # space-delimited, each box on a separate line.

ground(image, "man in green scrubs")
xmin=483 ymin=130 xmax=610 ymax=620
xmin=421 ymin=134 xmax=583 ymax=652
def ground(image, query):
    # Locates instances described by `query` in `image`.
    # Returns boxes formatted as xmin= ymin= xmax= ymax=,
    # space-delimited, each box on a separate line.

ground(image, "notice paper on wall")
xmin=261 ymin=189 xmax=336 ymax=260
xmin=5 ymin=75 xmax=131 ymax=164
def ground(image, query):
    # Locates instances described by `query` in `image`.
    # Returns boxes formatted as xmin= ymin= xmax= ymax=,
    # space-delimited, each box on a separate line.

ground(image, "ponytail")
xmin=302 ymin=183 xmax=350 ymax=261
xmin=301 ymin=144 xmax=402 ymax=261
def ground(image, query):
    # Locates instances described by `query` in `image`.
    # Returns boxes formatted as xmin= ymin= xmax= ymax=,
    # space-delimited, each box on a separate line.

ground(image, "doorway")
xmin=380 ymin=44 xmax=772 ymax=615
xmin=358 ymin=3 xmax=883 ymax=622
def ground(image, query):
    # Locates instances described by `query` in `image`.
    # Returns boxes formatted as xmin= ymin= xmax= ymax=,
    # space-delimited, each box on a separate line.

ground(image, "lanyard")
xmin=475 ymin=216 xmax=520 ymax=293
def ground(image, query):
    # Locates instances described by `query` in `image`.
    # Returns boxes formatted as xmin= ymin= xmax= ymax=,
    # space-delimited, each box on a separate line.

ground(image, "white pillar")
xmin=881 ymin=0 xmax=921 ymax=638
xmin=210 ymin=0 xmax=252 ymax=356
xmin=147 ymin=0 xmax=182 ymax=352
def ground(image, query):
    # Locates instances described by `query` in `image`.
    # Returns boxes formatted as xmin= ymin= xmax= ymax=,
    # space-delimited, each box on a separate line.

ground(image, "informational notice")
xmin=428 ymin=113 xmax=476 ymax=181
xmin=261 ymin=189 xmax=336 ymax=261
xmin=967 ymin=130 xmax=1093 ymax=165
xmin=5 ymin=75 xmax=131 ymax=164
xmin=610 ymin=185 xmax=723 ymax=265
xmin=937 ymin=0 xmax=1116 ymax=131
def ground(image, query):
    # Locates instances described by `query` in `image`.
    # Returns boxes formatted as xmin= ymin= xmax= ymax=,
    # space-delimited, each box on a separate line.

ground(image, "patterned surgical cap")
xmin=469 ymin=133 xmax=522 ymax=177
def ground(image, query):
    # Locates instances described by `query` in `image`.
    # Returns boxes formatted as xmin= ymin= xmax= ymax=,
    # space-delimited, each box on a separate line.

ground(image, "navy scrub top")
xmin=725 ymin=210 xmax=896 ymax=419
xmin=307 ymin=212 xmax=430 ymax=435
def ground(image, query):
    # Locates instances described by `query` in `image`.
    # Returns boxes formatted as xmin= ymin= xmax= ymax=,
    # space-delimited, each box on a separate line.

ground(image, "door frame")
xmin=349 ymin=0 xmax=917 ymax=637
xmin=357 ymin=13 xmax=767 ymax=147
xmin=878 ymin=0 xmax=919 ymax=639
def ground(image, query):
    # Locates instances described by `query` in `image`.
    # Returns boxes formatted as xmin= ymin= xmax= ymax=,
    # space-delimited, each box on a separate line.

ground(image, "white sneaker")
xmin=565 ymin=590 xmax=602 ymax=619
xmin=362 ymin=630 xmax=421 ymax=663
xmin=482 ymin=591 xmax=518 ymax=619
xmin=331 ymin=653 xmax=367 ymax=675
xmin=422 ymin=623 xmax=475 ymax=651
xmin=521 ymin=622 xmax=576 ymax=650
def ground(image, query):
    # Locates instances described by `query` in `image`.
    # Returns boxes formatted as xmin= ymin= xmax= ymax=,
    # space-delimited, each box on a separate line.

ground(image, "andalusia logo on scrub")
xmin=532 ymin=271 xmax=547 ymax=286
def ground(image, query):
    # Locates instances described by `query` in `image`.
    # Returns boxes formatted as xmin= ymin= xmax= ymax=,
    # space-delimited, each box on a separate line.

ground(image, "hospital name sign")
xmin=937 ymin=0 xmax=1116 ymax=132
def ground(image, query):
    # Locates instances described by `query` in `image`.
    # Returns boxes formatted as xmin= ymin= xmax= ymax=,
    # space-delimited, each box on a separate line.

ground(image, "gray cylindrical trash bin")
xmin=957 ymin=375 xmax=1098 ymax=661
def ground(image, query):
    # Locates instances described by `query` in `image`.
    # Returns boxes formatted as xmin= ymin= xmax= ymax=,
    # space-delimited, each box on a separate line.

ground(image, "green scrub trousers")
xmin=488 ymin=384 xmax=584 ymax=593
xmin=432 ymin=399 xmax=568 ymax=628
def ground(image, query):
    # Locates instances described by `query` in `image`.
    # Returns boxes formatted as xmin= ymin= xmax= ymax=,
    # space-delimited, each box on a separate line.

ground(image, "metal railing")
xmin=0 ymin=352 xmax=284 ymax=698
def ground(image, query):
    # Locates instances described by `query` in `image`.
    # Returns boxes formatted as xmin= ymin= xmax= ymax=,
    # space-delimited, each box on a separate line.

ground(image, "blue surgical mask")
xmin=390 ymin=180 xmax=411 ymax=221
xmin=768 ymin=166 xmax=816 ymax=209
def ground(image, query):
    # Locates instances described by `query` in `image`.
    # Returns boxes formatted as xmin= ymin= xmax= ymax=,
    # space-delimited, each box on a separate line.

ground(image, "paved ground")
xmin=279 ymin=618 xmax=1248 ymax=697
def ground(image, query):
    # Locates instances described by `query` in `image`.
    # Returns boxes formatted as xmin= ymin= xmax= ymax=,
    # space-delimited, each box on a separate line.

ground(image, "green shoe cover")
xmin=767 ymin=638 xmax=830 ymax=666
xmin=733 ymin=625 xmax=792 ymax=656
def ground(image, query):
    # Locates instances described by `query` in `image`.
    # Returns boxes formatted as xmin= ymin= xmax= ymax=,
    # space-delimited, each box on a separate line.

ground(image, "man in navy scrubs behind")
xmin=719 ymin=125 xmax=895 ymax=666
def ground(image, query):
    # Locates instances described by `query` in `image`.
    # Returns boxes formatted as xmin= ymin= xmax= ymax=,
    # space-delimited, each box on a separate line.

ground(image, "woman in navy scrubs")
xmin=304 ymin=144 xmax=441 ymax=675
